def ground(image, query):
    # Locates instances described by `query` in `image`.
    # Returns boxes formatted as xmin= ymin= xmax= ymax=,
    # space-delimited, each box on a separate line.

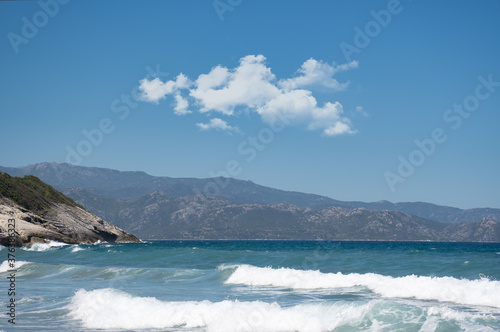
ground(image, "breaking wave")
xmin=0 ymin=260 xmax=31 ymax=273
xmin=22 ymin=240 xmax=68 ymax=252
xmin=68 ymin=288 xmax=498 ymax=331
xmin=222 ymin=264 xmax=500 ymax=308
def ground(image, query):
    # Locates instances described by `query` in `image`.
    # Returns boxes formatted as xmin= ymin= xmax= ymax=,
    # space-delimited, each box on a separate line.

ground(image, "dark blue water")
xmin=1 ymin=241 xmax=500 ymax=331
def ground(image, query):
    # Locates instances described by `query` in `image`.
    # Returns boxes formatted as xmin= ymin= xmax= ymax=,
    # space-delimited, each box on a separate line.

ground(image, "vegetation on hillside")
xmin=0 ymin=172 xmax=83 ymax=213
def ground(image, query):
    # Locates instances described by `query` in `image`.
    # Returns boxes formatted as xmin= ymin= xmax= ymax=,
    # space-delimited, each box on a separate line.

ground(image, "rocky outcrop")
xmin=0 ymin=172 xmax=140 ymax=246
xmin=0 ymin=196 xmax=140 ymax=247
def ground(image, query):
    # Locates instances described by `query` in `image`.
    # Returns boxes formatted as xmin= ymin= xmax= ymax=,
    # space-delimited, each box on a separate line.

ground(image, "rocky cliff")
xmin=0 ymin=173 xmax=140 ymax=246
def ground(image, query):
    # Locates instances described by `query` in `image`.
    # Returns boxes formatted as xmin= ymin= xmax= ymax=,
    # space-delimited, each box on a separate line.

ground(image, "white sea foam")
xmin=18 ymin=296 xmax=43 ymax=304
xmin=422 ymin=306 xmax=497 ymax=331
xmin=68 ymin=288 xmax=499 ymax=331
xmin=427 ymin=306 xmax=493 ymax=322
xmin=223 ymin=264 xmax=500 ymax=308
xmin=0 ymin=260 xmax=30 ymax=273
xmin=69 ymin=288 xmax=376 ymax=331
xmin=23 ymin=240 xmax=68 ymax=252
xmin=71 ymin=245 xmax=85 ymax=252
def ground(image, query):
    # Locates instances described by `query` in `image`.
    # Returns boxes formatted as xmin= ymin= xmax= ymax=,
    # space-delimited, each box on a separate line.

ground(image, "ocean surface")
xmin=1 ymin=241 xmax=500 ymax=331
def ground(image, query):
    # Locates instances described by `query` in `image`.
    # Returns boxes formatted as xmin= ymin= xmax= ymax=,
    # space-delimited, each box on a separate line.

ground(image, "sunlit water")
xmin=1 ymin=241 xmax=500 ymax=331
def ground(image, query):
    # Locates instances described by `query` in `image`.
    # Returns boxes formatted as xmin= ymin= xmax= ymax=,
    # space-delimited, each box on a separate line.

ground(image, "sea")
xmin=1 ymin=240 xmax=500 ymax=331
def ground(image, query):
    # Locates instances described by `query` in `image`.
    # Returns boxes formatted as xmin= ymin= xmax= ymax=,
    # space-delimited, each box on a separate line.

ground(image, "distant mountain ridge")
xmin=63 ymin=187 xmax=500 ymax=242
xmin=1 ymin=162 xmax=499 ymax=224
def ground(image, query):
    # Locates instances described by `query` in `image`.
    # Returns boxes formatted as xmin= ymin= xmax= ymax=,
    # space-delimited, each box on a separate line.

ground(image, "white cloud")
xmin=138 ymin=77 xmax=172 ymax=104
xmin=332 ymin=60 xmax=359 ymax=74
xmin=257 ymin=89 xmax=317 ymax=124
xmin=195 ymin=65 xmax=230 ymax=91
xmin=139 ymin=55 xmax=360 ymax=136
xmin=279 ymin=58 xmax=358 ymax=91
xmin=189 ymin=54 xmax=280 ymax=115
xmin=139 ymin=73 xmax=191 ymax=104
xmin=174 ymin=73 xmax=191 ymax=89
xmin=173 ymin=93 xmax=190 ymax=115
xmin=323 ymin=122 xmax=355 ymax=136
xmin=257 ymin=90 xmax=355 ymax=136
xmin=196 ymin=118 xmax=238 ymax=133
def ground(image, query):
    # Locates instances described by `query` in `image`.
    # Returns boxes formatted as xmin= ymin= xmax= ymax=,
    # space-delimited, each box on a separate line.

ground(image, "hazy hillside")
xmin=2 ymin=162 xmax=500 ymax=224
xmin=0 ymin=163 xmax=340 ymax=206
xmin=63 ymin=188 xmax=500 ymax=242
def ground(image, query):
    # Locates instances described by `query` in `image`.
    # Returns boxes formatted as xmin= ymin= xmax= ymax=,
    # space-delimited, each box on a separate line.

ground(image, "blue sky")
xmin=1 ymin=0 xmax=499 ymax=209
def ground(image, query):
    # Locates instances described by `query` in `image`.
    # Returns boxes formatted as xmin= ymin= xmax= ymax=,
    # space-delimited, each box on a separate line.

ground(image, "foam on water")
xmin=68 ymin=288 xmax=498 ymax=331
xmin=68 ymin=288 xmax=381 ymax=331
xmin=422 ymin=306 xmax=498 ymax=332
xmin=23 ymin=240 xmax=68 ymax=252
xmin=223 ymin=264 xmax=500 ymax=308
xmin=0 ymin=260 xmax=30 ymax=273
xmin=71 ymin=245 xmax=86 ymax=252
xmin=12 ymin=241 xmax=500 ymax=331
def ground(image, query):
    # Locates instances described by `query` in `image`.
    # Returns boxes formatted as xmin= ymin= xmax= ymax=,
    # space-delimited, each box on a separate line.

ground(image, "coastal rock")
xmin=0 ymin=172 xmax=140 ymax=246
xmin=0 ymin=196 xmax=140 ymax=246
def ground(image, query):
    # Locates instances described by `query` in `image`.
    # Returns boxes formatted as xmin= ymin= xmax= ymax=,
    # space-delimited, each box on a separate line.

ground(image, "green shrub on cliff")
xmin=0 ymin=172 xmax=83 ymax=213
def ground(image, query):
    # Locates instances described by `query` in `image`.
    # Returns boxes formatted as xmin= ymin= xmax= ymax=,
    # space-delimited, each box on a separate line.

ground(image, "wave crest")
xmin=0 ymin=260 xmax=31 ymax=273
xmin=69 ymin=288 xmax=379 ymax=331
xmin=223 ymin=264 xmax=500 ymax=308
xmin=68 ymin=288 xmax=498 ymax=331
xmin=23 ymin=240 xmax=68 ymax=252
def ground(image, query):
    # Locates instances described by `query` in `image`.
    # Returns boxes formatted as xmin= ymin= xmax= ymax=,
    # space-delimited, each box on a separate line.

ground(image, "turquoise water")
xmin=1 ymin=241 xmax=500 ymax=331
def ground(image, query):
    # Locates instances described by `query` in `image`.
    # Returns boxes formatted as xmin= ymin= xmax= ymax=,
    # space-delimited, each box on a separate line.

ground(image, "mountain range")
xmin=1 ymin=162 xmax=499 ymax=242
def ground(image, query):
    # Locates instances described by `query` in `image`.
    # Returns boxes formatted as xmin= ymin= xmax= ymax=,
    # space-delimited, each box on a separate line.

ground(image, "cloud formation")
xmin=196 ymin=118 xmax=238 ymax=133
xmin=139 ymin=55 xmax=360 ymax=136
xmin=279 ymin=58 xmax=357 ymax=91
